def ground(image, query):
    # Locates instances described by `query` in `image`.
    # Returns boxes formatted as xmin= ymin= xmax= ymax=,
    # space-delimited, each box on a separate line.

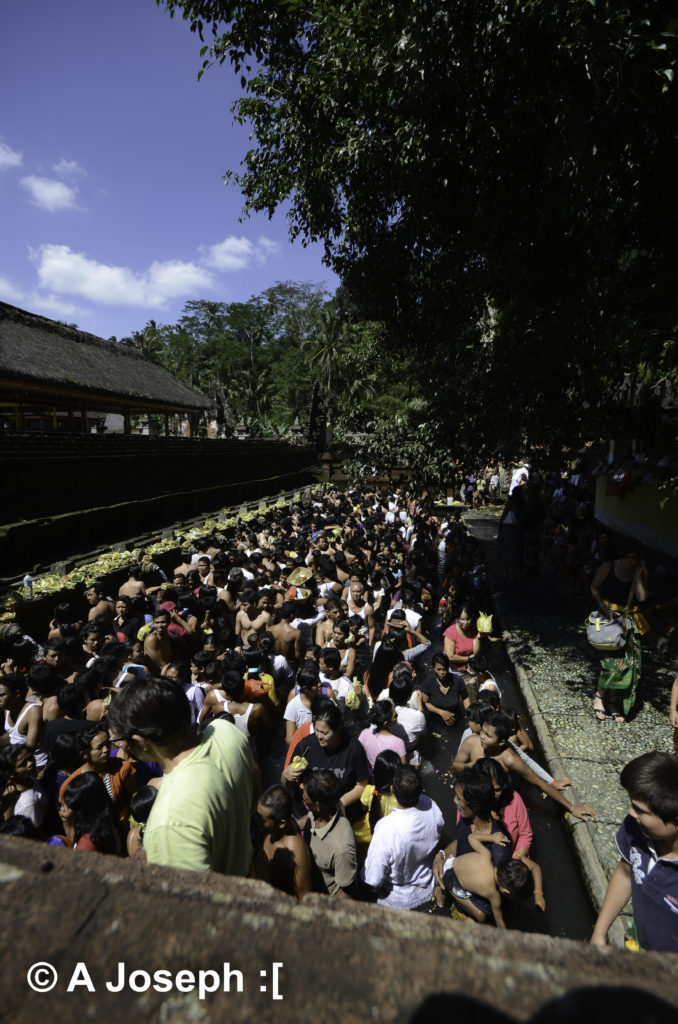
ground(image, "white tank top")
xmin=4 ymin=705 xmax=49 ymax=768
xmin=214 ymin=691 xmax=255 ymax=740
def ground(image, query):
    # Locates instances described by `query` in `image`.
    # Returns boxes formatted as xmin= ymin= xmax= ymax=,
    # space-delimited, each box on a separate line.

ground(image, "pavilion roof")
xmin=0 ymin=302 xmax=212 ymax=412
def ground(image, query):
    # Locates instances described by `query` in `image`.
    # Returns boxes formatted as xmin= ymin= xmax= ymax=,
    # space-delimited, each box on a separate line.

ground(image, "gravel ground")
xmin=464 ymin=508 xmax=678 ymax=941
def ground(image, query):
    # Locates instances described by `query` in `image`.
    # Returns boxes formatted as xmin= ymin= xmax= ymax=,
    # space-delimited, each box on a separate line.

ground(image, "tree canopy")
xmin=159 ymin=0 xmax=678 ymax=461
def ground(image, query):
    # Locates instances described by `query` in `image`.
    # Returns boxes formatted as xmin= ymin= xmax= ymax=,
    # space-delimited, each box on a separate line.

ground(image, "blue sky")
xmin=0 ymin=0 xmax=338 ymax=340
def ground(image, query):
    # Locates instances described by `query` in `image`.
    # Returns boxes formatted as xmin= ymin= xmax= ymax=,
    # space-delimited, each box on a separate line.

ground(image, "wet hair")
xmin=465 ymin=702 xmax=492 ymax=728
xmin=86 ymin=582 xmax=106 ymax=597
xmin=280 ymin=601 xmax=297 ymax=620
xmin=477 ymin=688 xmax=501 ymax=710
xmin=455 ymin=766 xmax=497 ymax=819
xmin=483 ymin=710 xmax=512 ymax=743
xmin=320 ymin=647 xmax=341 ymax=672
xmin=45 ymin=638 xmax=67 ymax=654
xmin=620 ymin=753 xmax=678 ymax=822
xmin=130 ymin=785 xmax=157 ymax=825
xmin=475 ymin=757 xmax=514 ymax=812
xmin=467 ymin=654 xmax=488 ymax=674
xmin=106 ymin=677 xmax=192 ymax=747
xmin=191 ymin=650 xmax=213 ymax=670
xmin=220 ymin=671 xmax=246 ymax=701
xmin=367 ymin=699 xmax=394 ymax=731
xmin=81 ymin=621 xmax=105 ymax=638
xmin=54 ymin=602 xmax=77 ymax=625
xmin=393 ymin=765 xmax=422 ymax=808
xmin=27 ymin=662 xmax=60 ymax=697
xmin=62 ymin=772 xmax=120 ymax=854
xmin=496 ymin=858 xmax=532 ymax=899
xmin=369 ymin=749 xmax=401 ymax=832
xmin=57 ymin=679 xmax=90 ymax=718
xmin=325 ymin=597 xmax=343 ymax=615
xmin=310 ymin=697 xmax=342 ymax=731
xmin=304 ymin=769 xmax=340 ymax=813
xmin=389 ymin=669 xmax=414 ymax=707
xmin=259 ymin=784 xmax=292 ymax=823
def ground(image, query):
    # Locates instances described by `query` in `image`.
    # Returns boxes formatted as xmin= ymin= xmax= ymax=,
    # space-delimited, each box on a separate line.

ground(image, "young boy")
xmin=590 ymin=752 xmax=678 ymax=952
xmin=441 ymin=833 xmax=533 ymax=928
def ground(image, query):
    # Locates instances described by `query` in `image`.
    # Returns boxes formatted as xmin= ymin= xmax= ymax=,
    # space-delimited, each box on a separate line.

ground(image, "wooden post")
xmin=81 ymin=407 xmax=88 ymax=432
xmin=51 ymin=408 xmax=58 ymax=430
xmin=123 ymin=411 xmax=131 ymax=435
xmin=164 ymin=414 xmax=169 ymax=436
xmin=67 ymin=407 xmax=74 ymax=432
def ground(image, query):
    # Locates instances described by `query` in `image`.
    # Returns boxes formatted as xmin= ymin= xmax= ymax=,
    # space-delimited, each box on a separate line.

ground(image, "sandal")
xmin=593 ymin=697 xmax=607 ymax=721
xmin=610 ymin=711 xmax=627 ymax=724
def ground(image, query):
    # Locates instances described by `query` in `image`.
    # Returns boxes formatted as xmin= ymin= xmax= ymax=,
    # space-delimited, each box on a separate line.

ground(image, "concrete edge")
xmin=492 ymin=598 xmax=628 ymax=950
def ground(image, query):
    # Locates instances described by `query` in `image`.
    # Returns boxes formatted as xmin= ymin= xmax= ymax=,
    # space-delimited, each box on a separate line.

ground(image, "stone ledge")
xmin=1 ymin=838 xmax=676 ymax=1023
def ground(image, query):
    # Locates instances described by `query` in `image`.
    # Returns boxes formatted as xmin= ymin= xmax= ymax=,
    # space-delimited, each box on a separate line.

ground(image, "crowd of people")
xmin=0 ymin=482 xmax=676 ymax=952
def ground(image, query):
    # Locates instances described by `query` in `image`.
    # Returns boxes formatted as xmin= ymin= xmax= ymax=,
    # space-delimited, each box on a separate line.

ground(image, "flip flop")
xmin=593 ymin=698 xmax=607 ymax=721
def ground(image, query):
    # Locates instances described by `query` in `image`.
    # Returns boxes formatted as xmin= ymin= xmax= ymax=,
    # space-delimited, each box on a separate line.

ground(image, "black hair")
xmin=166 ymin=661 xmax=191 ymax=685
xmin=47 ymin=731 xmax=83 ymax=770
xmin=369 ymin=749 xmax=401 ymax=832
xmin=389 ymin=668 xmax=414 ymax=707
xmin=310 ymin=696 xmax=342 ymax=731
xmin=620 ymin=752 xmax=678 ymax=822
xmin=496 ymin=858 xmax=532 ymax=899
xmin=280 ymin=601 xmax=297 ymax=620
xmin=54 ymin=602 xmax=77 ymax=625
xmin=432 ymin=652 xmax=450 ymax=670
xmin=130 ymin=785 xmax=157 ymax=825
xmin=57 ymin=680 xmax=90 ymax=718
xmin=467 ymin=654 xmax=488 ymax=674
xmin=455 ymin=765 xmax=496 ymax=819
xmin=45 ymin=638 xmax=67 ymax=654
xmin=191 ymin=650 xmax=213 ymax=669
xmin=393 ymin=765 xmax=421 ymax=808
xmin=220 ymin=671 xmax=246 ymax=701
xmin=81 ymin=620 xmax=105 ymax=638
xmin=483 ymin=710 xmax=512 ymax=743
xmin=0 ymin=814 xmax=40 ymax=839
xmin=367 ymin=699 xmax=394 ymax=731
xmin=0 ymin=673 xmax=27 ymax=701
xmin=296 ymin=660 xmax=320 ymax=694
xmin=106 ymin=677 xmax=192 ymax=747
xmin=325 ymin=597 xmax=343 ymax=614
xmin=303 ymin=769 xmax=340 ymax=813
xmin=0 ymin=744 xmax=33 ymax=786
xmin=27 ymin=662 xmax=60 ymax=697
xmin=62 ymin=772 xmax=121 ymax=854
xmin=475 ymin=757 xmax=514 ymax=812
xmin=304 ymin=644 xmax=321 ymax=660
xmin=77 ymin=722 xmax=109 ymax=759
xmin=259 ymin=784 xmax=292 ymax=823
xmin=320 ymin=647 xmax=341 ymax=671
xmin=477 ymin=688 xmax=500 ymax=710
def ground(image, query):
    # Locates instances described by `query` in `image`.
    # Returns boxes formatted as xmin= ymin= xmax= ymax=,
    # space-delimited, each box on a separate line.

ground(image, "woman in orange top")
xmin=59 ymin=723 xmax=136 ymax=828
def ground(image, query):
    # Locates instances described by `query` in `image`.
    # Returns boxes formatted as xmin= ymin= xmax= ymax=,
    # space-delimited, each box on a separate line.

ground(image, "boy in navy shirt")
xmin=591 ymin=752 xmax=678 ymax=952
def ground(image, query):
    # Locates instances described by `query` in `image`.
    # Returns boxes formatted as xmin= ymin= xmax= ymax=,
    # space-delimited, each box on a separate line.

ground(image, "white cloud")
xmin=53 ymin=158 xmax=86 ymax=180
xmin=20 ymin=175 xmax=79 ymax=212
xmin=0 ymin=275 xmax=25 ymax=303
xmin=200 ymin=234 xmax=281 ymax=272
xmin=0 ymin=274 xmax=88 ymax=319
xmin=0 ymin=140 xmax=22 ymax=170
xmin=30 ymin=244 xmax=215 ymax=307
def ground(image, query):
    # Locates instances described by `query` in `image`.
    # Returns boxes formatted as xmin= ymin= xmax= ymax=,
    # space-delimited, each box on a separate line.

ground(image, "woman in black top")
xmin=420 ymin=653 xmax=468 ymax=727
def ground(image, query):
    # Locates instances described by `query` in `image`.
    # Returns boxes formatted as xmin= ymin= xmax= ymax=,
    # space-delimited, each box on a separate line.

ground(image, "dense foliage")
xmin=157 ymin=0 xmax=677 ymax=465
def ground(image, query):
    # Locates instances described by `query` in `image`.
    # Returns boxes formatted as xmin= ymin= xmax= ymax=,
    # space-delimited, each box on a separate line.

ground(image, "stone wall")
xmin=1 ymin=838 xmax=676 ymax=1024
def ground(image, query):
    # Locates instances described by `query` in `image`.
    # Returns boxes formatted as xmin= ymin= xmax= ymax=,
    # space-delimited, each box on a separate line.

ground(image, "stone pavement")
xmin=465 ymin=509 xmax=678 ymax=945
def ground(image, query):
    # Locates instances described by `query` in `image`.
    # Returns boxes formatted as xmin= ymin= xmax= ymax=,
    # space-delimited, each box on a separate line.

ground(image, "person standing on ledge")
xmin=591 ymin=752 xmax=678 ymax=953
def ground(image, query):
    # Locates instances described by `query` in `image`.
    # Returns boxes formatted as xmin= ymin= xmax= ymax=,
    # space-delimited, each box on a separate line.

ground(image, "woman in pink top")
xmin=358 ymin=700 xmax=407 ymax=781
xmin=443 ymin=605 xmax=480 ymax=672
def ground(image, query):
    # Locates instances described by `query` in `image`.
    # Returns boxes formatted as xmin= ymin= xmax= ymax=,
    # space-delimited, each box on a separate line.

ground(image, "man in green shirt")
xmin=108 ymin=677 xmax=255 ymax=875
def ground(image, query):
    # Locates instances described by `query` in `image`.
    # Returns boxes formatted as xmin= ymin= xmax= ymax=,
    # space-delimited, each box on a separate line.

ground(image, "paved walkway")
xmin=465 ymin=508 xmax=677 ymax=944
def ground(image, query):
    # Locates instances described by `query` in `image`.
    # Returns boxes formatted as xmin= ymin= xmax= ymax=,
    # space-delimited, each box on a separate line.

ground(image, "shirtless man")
xmin=346 ymin=579 xmax=375 ymax=645
xmin=143 ymin=610 xmax=173 ymax=673
xmin=268 ymin=601 xmax=302 ymax=663
xmin=173 ymin=549 xmax=195 ymax=578
xmin=118 ymin=566 xmax=146 ymax=601
xmin=256 ymin=784 xmax=312 ymax=900
xmin=235 ymin=590 xmax=272 ymax=645
xmin=86 ymin=583 xmax=115 ymax=623
xmin=315 ymin=597 xmax=344 ymax=646
xmin=453 ymin=710 xmax=596 ymax=821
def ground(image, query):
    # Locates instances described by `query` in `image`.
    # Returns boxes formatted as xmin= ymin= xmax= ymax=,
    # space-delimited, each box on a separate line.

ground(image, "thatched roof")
xmin=0 ymin=302 xmax=212 ymax=412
